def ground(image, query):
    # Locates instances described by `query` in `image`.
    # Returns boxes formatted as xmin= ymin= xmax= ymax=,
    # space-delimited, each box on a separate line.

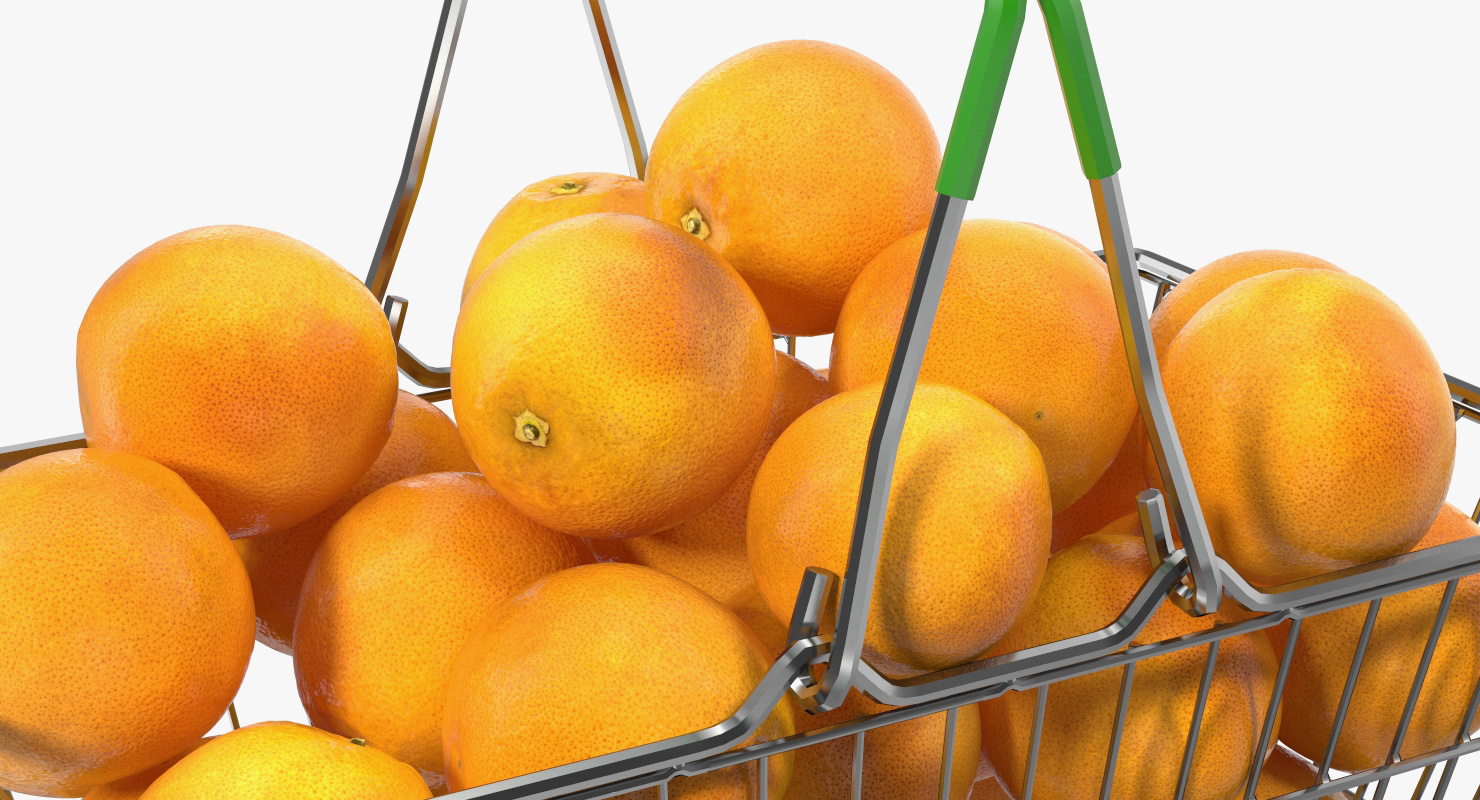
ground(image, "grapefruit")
xmin=645 ymin=40 xmax=939 ymax=336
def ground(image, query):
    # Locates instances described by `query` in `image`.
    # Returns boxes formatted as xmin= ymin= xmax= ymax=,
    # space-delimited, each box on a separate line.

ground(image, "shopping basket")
xmin=5 ymin=2 xmax=1480 ymax=800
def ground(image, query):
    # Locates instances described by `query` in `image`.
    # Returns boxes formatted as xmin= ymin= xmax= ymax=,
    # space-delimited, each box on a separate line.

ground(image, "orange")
xmin=294 ymin=471 xmax=587 ymax=794
xmin=1273 ymin=503 xmax=1480 ymax=771
xmin=1160 ymin=269 xmax=1454 ymax=585
xmin=81 ymin=738 xmax=211 ymax=800
xmin=443 ymin=563 xmax=795 ymax=799
xmin=451 ymin=212 xmax=775 ymax=538
xmin=645 ymin=40 xmax=939 ymax=336
xmin=140 ymin=721 xmax=430 ymax=799
xmin=77 ymin=225 xmax=398 ymax=537
xmin=1253 ymin=744 xmax=1354 ymax=800
xmin=830 ymin=219 xmax=1137 ymax=513
xmin=461 ymin=172 xmax=647 ymax=301
xmin=1149 ymin=250 xmax=1345 ymax=364
xmin=588 ymin=351 xmax=829 ymax=656
xmin=979 ymin=532 xmax=1278 ymax=800
xmin=0 ymin=450 xmax=254 ymax=796
xmin=785 ymin=688 xmax=978 ymax=800
xmin=748 ymin=382 xmax=1051 ymax=678
xmin=233 ymin=389 xmax=477 ymax=654
xmin=1050 ymin=415 xmax=1149 ymax=554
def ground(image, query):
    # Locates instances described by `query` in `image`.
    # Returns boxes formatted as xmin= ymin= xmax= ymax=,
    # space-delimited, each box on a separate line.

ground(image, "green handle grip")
xmin=936 ymin=0 xmax=1121 ymax=199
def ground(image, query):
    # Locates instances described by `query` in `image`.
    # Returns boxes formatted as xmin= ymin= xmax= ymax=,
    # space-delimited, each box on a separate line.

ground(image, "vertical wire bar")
xmin=1371 ymin=580 xmax=1459 ymax=800
xmin=364 ymin=0 xmax=469 ymax=300
xmin=1174 ymin=640 xmax=1222 ymax=800
xmin=852 ymin=732 xmax=866 ymax=800
xmin=1354 ymin=786 xmax=1368 ymax=800
xmin=659 ymin=781 xmax=669 ymax=800
xmin=938 ymin=707 xmax=960 ymax=800
xmin=1099 ymin=662 xmax=1137 ymax=800
xmin=1245 ymin=617 xmax=1303 ymax=800
xmin=1428 ymin=654 xmax=1480 ymax=799
xmin=227 ymin=701 xmax=240 ymax=730
xmin=1407 ymin=765 xmax=1435 ymax=800
xmin=582 ymin=0 xmax=647 ymax=179
xmin=787 ymin=336 xmax=798 ymax=357
xmin=758 ymin=754 xmax=769 ymax=800
xmin=1022 ymin=685 xmax=1049 ymax=800
xmin=1320 ymin=598 xmax=1385 ymax=782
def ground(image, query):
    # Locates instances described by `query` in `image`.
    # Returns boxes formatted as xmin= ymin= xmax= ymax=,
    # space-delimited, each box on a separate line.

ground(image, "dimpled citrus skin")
xmin=979 ymin=533 xmax=1278 ymax=800
xmin=443 ymin=563 xmax=794 ymax=800
xmin=462 ymin=172 xmax=648 ymax=300
xmin=451 ymin=213 xmax=775 ymax=538
xmin=1273 ymin=504 xmax=1480 ymax=772
xmin=233 ymin=390 xmax=477 ymax=654
xmin=1253 ymin=744 xmax=1354 ymax=800
xmin=81 ymin=738 xmax=211 ymax=800
xmin=645 ymin=40 xmax=939 ymax=336
xmin=785 ymin=688 xmax=979 ymax=800
xmin=140 ymin=722 xmax=430 ymax=799
xmin=1149 ymin=250 xmax=1345 ymax=363
xmin=748 ymin=382 xmax=1052 ymax=678
xmin=0 ymin=450 xmax=254 ymax=797
xmin=830 ymin=220 xmax=1137 ymax=513
xmin=77 ymin=225 xmax=398 ymax=538
xmin=294 ymin=471 xmax=587 ymax=794
xmin=1049 ymin=415 xmax=1149 ymax=554
xmin=588 ymin=351 xmax=829 ymax=655
xmin=1160 ymin=269 xmax=1454 ymax=586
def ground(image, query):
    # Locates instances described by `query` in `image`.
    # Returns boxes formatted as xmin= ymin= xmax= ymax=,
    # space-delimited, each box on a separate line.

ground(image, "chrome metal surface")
xmin=1245 ymin=617 xmax=1301 ymax=800
xmin=1174 ymin=639 xmax=1220 ymax=800
xmin=814 ymin=192 xmax=967 ymax=712
xmin=1371 ymin=579 xmax=1458 ymax=800
xmin=850 ymin=732 xmax=864 ymax=800
xmin=1023 ymin=684 xmax=1048 ymax=800
xmin=1320 ymin=599 xmax=1384 ymax=781
xmin=583 ymin=0 xmax=646 ymax=179
xmin=1092 ymin=174 xmax=1221 ymax=615
xmin=936 ymin=706 xmax=958 ymax=800
xmin=1099 ymin=662 xmax=1136 ymax=800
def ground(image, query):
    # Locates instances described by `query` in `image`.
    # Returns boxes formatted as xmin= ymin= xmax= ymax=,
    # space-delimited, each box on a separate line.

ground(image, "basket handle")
xmin=812 ymin=0 xmax=1222 ymax=713
xmin=937 ymin=0 xmax=1121 ymax=199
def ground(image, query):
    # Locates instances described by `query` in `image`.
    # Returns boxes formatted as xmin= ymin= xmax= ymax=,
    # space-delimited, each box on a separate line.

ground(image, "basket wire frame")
xmin=5 ymin=2 xmax=1480 ymax=800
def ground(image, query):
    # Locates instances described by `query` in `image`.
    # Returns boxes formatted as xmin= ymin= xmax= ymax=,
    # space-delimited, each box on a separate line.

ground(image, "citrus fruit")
xmin=588 ymin=351 xmax=829 ymax=656
xmin=139 ymin=721 xmax=430 ymax=799
xmin=1149 ymin=250 xmax=1345 ymax=363
xmin=443 ymin=563 xmax=794 ymax=799
xmin=784 ymin=688 xmax=978 ymax=800
xmin=462 ymin=172 xmax=647 ymax=301
xmin=451 ymin=212 xmax=775 ymax=538
xmin=830 ymin=219 xmax=1137 ymax=512
xmin=645 ymin=40 xmax=939 ymax=336
xmin=748 ymin=382 xmax=1051 ymax=678
xmin=1160 ymin=269 xmax=1454 ymax=585
xmin=77 ymin=224 xmax=398 ymax=538
xmin=294 ymin=471 xmax=587 ymax=793
xmin=0 ymin=449 xmax=254 ymax=796
xmin=233 ymin=389 xmax=476 ymax=654
xmin=1272 ymin=503 xmax=1480 ymax=771
xmin=1050 ymin=416 xmax=1149 ymax=554
xmin=81 ymin=738 xmax=211 ymax=800
xmin=1253 ymin=744 xmax=1354 ymax=800
xmin=978 ymin=532 xmax=1278 ymax=800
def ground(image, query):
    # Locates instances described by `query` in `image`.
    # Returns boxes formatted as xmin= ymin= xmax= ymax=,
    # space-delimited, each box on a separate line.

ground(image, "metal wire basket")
xmin=6 ymin=2 xmax=1480 ymax=800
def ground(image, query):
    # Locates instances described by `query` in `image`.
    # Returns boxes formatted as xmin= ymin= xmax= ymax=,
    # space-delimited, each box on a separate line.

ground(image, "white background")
xmin=3 ymin=1 xmax=1479 ymax=797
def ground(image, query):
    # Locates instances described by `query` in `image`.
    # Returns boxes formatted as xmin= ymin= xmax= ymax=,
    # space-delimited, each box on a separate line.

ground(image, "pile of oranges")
xmin=0 ymin=39 xmax=1472 ymax=800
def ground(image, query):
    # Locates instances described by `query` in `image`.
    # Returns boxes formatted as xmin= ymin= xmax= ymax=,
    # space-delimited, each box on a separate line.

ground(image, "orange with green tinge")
xmin=140 ymin=721 xmax=430 ymax=799
xmin=294 ymin=471 xmax=588 ymax=794
xmin=443 ymin=563 xmax=794 ymax=800
xmin=588 ymin=350 xmax=829 ymax=656
xmin=0 ymin=450 xmax=254 ymax=797
xmin=979 ymin=532 xmax=1278 ymax=800
xmin=76 ymin=224 xmax=398 ymax=538
xmin=830 ymin=219 xmax=1137 ymax=514
xmin=461 ymin=172 xmax=647 ymax=301
xmin=233 ymin=389 xmax=477 ymax=654
xmin=748 ymin=382 xmax=1052 ymax=678
xmin=645 ymin=40 xmax=939 ymax=337
xmin=451 ymin=212 xmax=775 ymax=539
